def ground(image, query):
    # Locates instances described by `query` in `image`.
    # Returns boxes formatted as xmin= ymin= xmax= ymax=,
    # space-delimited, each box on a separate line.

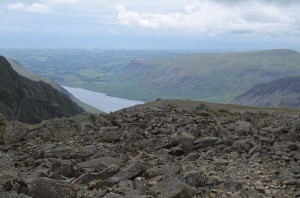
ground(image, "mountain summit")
xmin=0 ymin=56 xmax=84 ymax=123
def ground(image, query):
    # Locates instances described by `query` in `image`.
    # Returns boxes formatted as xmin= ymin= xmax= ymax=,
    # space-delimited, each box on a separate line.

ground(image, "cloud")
xmin=116 ymin=0 xmax=300 ymax=37
xmin=7 ymin=2 xmax=49 ymax=13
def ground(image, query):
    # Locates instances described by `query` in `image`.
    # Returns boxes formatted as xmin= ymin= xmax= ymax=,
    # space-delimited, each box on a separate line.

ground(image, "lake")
xmin=62 ymin=86 xmax=144 ymax=113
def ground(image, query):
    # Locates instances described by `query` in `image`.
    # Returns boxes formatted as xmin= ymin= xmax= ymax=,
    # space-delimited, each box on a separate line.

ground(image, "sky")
xmin=0 ymin=0 xmax=300 ymax=50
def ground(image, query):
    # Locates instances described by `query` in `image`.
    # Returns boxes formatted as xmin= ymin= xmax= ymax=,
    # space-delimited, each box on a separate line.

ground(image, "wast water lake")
xmin=63 ymin=86 xmax=144 ymax=113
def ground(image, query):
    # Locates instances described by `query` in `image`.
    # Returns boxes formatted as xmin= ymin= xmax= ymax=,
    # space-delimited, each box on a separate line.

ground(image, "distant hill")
xmin=0 ymin=56 xmax=84 ymax=123
xmin=1 ymin=49 xmax=300 ymax=103
xmin=93 ymin=49 xmax=300 ymax=102
xmin=232 ymin=75 xmax=300 ymax=108
xmin=6 ymin=57 xmax=102 ymax=114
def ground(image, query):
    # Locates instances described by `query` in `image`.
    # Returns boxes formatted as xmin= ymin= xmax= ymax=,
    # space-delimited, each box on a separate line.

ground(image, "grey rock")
xmin=51 ymin=159 xmax=80 ymax=178
xmin=145 ymin=164 xmax=182 ymax=178
xmin=78 ymin=157 xmax=123 ymax=173
xmin=103 ymin=192 xmax=123 ymax=198
xmin=157 ymin=137 xmax=194 ymax=152
xmin=235 ymin=121 xmax=252 ymax=135
xmin=193 ymin=137 xmax=219 ymax=149
xmin=181 ymin=170 xmax=207 ymax=187
xmin=44 ymin=146 xmax=73 ymax=159
xmin=98 ymin=160 xmax=148 ymax=188
xmin=133 ymin=177 xmax=146 ymax=191
xmin=0 ymin=191 xmax=32 ymax=198
xmin=3 ymin=121 xmax=28 ymax=144
xmin=28 ymin=177 xmax=76 ymax=198
xmin=72 ymin=164 xmax=120 ymax=185
xmin=149 ymin=176 xmax=196 ymax=198
xmin=169 ymin=147 xmax=185 ymax=156
xmin=287 ymin=143 xmax=299 ymax=151
xmin=100 ymin=131 xmax=121 ymax=142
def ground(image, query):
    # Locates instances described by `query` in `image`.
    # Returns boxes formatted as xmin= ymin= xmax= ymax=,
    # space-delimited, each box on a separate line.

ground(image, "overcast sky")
xmin=1 ymin=0 xmax=300 ymax=50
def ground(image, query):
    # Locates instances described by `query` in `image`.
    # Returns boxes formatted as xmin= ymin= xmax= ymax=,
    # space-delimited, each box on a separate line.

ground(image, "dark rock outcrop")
xmin=0 ymin=56 xmax=84 ymax=124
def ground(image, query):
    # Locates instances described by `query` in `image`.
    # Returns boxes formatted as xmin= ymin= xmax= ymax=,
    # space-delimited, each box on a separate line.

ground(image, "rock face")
xmin=0 ymin=100 xmax=299 ymax=197
xmin=0 ymin=56 xmax=84 ymax=124
xmin=233 ymin=75 xmax=300 ymax=108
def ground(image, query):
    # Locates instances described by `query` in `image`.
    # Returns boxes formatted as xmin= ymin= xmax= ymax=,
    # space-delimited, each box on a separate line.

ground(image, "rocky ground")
xmin=0 ymin=100 xmax=299 ymax=198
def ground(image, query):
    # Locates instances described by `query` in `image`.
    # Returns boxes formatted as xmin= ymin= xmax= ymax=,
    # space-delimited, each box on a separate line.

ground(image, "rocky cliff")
xmin=0 ymin=100 xmax=299 ymax=197
xmin=233 ymin=75 xmax=300 ymax=108
xmin=0 ymin=56 xmax=84 ymax=124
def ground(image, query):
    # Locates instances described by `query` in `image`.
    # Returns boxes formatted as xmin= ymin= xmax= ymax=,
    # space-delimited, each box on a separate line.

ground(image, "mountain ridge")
xmin=0 ymin=56 xmax=84 ymax=123
xmin=93 ymin=49 xmax=300 ymax=102
xmin=232 ymin=75 xmax=300 ymax=108
xmin=6 ymin=57 xmax=102 ymax=114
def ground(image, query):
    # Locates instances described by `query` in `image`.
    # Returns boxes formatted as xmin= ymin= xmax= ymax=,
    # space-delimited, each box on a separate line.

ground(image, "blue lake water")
xmin=62 ymin=86 xmax=144 ymax=113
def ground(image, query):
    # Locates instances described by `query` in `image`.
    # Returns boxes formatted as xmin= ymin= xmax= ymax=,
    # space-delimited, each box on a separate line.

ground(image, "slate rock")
xmin=149 ymin=176 xmax=196 ymax=198
xmin=51 ymin=159 xmax=80 ymax=178
xmin=193 ymin=137 xmax=219 ymax=149
xmin=181 ymin=170 xmax=207 ymax=187
xmin=97 ymin=160 xmax=148 ymax=188
xmin=72 ymin=164 xmax=120 ymax=185
xmin=0 ymin=191 xmax=32 ymax=198
xmin=100 ymin=131 xmax=121 ymax=142
xmin=287 ymin=143 xmax=299 ymax=151
xmin=3 ymin=121 xmax=28 ymax=144
xmin=78 ymin=157 xmax=123 ymax=173
xmin=28 ymin=177 xmax=76 ymax=198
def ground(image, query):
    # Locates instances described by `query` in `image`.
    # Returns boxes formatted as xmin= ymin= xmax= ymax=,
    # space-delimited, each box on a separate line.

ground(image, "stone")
xmin=193 ymin=137 xmax=219 ymax=149
xmin=104 ymin=192 xmax=123 ymax=198
xmin=133 ymin=177 xmax=146 ymax=191
xmin=97 ymin=160 xmax=148 ymax=188
xmin=77 ymin=157 xmax=123 ymax=173
xmin=169 ymin=147 xmax=185 ymax=156
xmin=287 ymin=143 xmax=299 ymax=151
xmin=51 ymin=159 xmax=80 ymax=178
xmin=100 ymin=131 xmax=121 ymax=142
xmin=28 ymin=177 xmax=76 ymax=198
xmin=72 ymin=164 xmax=120 ymax=185
xmin=3 ymin=121 xmax=28 ymax=144
xmin=145 ymin=164 xmax=182 ymax=178
xmin=235 ymin=121 xmax=251 ymax=135
xmin=149 ymin=176 xmax=196 ymax=198
xmin=181 ymin=170 xmax=207 ymax=187
xmin=0 ymin=191 xmax=32 ymax=198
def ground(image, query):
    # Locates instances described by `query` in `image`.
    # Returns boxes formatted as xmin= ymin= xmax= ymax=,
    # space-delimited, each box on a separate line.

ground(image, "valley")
xmin=1 ymin=49 xmax=300 ymax=104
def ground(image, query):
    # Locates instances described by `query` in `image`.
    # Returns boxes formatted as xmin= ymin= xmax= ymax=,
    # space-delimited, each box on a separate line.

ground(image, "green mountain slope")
xmin=6 ymin=58 xmax=102 ymax=114
xmin=232 ymin=75 xmax=300 ymax=108
xmin=90 ymin=49 xmax=300 ymax=102
xmin=0 ymin=56 xmax=84 ymax=124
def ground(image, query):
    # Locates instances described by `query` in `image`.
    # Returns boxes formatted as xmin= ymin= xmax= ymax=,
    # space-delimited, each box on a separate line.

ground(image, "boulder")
xmin=50 ymin=159 xmax=80 ymax=178
xmin=181 ymin=170 xmax=207 ymax=187
xmin=149 ymin=176 xmax=196 ymax=198
xmin=0 ymin=191 xmax=32 ymax=198
xmin=3 ymin=121 xmax=28 ymax=144
xmin=97 ymin=160 xmax=148 ymax=188
xmin=28 ymin=177 xmax=76 ymax=198
xmin=72 ymin=164 xmax=120 ymax=185
xmin=193 ymin=137 xmax=219 ymax=149
xmin=77 ymin=157 xmax=123 ymax=173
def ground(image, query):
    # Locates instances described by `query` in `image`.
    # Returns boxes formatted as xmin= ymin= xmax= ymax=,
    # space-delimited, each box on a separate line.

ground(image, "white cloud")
xmin=116 ymin=0 xmax=300 ymax=37
xmin=7 ymin=2 xmax=49 ymax=13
